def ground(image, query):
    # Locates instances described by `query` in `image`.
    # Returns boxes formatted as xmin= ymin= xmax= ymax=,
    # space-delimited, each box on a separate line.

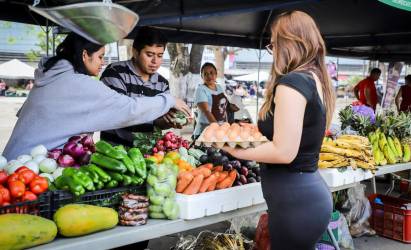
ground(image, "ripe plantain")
xmin=319 ymin=153 xmax=345 ymax=161
xmin=338 ymin=134 xmax=370 ymax=145
xmin=393 ymin=137 xmax=403 ymax=158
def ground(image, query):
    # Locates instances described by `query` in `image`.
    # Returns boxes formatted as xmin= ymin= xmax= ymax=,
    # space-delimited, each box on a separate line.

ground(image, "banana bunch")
xmin=368 ymin=130 xmax=411 ymax=165
xmin=319 ymin=135 xmax=376 ymax=173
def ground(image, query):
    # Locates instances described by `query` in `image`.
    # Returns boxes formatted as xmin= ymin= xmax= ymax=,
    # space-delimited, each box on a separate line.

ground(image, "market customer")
xmin=223 ymin=11 xmax=336 ymax=250
xmin=353 ymin=68 xmax=381 ymax=110
xmin=100 ymin=27 xmax=183 ymax=147
xmin=2 ymin=32 xmax=191 ymax=160
xmin=395 ymin=74 xmax=411 ymax=112
xmin=193 ymin=62 xmax=234 ymax=138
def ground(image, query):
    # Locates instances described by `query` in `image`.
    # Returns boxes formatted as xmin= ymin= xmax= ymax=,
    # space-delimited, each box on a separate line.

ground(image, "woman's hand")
xmin=174 ymin=98 xmax=192 ymax=118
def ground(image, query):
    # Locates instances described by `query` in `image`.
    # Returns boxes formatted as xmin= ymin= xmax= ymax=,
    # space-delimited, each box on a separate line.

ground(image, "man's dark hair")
xmin=405 ymin=75 xmax=411 ymax=83
xmin=370 ymin=68 xmax=381 ymax=75
xmin=132 ymin=26 xmax=167 ymax=52
xmin=43 ymin=32 xmax=103 ymax=75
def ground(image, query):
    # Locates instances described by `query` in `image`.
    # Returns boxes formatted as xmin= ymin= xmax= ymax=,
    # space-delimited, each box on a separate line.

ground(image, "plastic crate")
xmin=369 ymin=194 xmax=411 ymax=243
xmin=51 ymin=185 xmax=145 ymax=215
xmin=0 ymin=191 xmax=52 ymax=219
xmin=320 ymin=210 xmax=341 ymax=243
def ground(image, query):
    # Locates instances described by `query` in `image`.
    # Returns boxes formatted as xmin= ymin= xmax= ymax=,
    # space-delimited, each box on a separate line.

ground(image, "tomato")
xmin=15 ymin=166 xmax=29 ymax=174
xmin=18 ymin=169 xmax=36 ymax=185
xmin=21 ymin=190 xmax=37 ymax=202
xmin=8 ymin=180 xmax=26 ymax=198
xmin=0 ymin=185 xmax=10 ymax=203
xmin=29 ymin=176 xmax=48 ymax=194
xmin=7 ymin=173 xmax=19 ymax=186
xmin=0 ymin=171 xmax=7 ymax=185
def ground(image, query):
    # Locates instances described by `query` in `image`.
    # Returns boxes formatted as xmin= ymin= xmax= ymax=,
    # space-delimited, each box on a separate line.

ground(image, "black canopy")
xmin=1 ymin=0 xmax=411 ymax=61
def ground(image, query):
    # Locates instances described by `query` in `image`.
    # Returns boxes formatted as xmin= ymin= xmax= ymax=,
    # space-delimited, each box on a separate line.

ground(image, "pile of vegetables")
xmin=54 ymin=140 xmax=146 ymax=196
xmin=176 ymin=164 xmax=237 ymax=195
xmin=0 ymin=166 xmax=48 ymax=207
xmin=48 ymin=134 xmax=95 ymax=167
xmin=152 ymin=131 xmax=190 ymax=154
xmin=147 ymin=160 xmax=179 ymax=220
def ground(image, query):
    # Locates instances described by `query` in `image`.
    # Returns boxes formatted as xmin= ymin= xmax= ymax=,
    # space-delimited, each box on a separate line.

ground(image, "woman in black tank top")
xmin=223 ymin=11 xmax=336 ymax=250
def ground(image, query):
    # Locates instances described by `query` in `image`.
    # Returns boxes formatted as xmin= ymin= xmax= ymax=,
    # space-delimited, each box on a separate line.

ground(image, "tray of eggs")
xmin=195 ymin=122 xmax=268 ymax=148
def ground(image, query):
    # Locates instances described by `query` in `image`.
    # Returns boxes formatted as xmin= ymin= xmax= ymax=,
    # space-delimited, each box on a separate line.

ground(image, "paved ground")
xmin=1 ymin=96 xmax=410 ymax=249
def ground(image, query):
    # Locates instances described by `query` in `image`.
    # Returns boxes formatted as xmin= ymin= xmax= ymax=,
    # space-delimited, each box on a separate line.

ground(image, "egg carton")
xmin=195 ymin=135 xmax=269 ymax=149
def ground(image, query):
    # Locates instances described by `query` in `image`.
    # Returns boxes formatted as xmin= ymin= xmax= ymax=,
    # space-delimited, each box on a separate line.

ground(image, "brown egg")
xmin=240 ymin=129 xmax=251 ymax=140
xmin=220 ymin=122 xmax=230 ymax=131
xmin=230 ymin=123 xmax=240 ymax=131
xmin=228 ymin=130 xmax=239 ymax=141
xmin=252 ymin=131 xmax=262 ymax=140
xmin=215 ymin=129 xmax=226 ymax=141
xmin=203 ymin=128 xmax=214 ymax=141
xmin=209 ymin=122 xmax=220 ymax=130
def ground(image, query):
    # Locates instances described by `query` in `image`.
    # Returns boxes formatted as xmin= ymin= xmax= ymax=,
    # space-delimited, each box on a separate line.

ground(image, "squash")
xmin=0 ymin=213 xmax=57 ymax=250
xmin=54 ymin=204 xmax=118 ymax=237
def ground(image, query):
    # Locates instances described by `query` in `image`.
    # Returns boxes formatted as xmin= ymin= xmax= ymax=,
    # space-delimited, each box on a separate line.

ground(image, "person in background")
xmin=100 ymin=27 xmax=183 ymax=147
xmin=223 ymin=11 xmax=335 ymax=249
xmin=193 ymin=62 xmax=228 ymax=138
xmin=353 ymin=68 xmax=381 ymax=110
xmin=395 ymin=74 xmax=411 ymax=112
xmin=0 ymin=79 xmax=6 ymax=96
xmin=3 ymin=32 xmax=190 ymax=160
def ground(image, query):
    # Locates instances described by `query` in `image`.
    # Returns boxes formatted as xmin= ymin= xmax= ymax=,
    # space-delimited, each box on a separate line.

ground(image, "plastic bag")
xmin=229 ymin=212 xmax=262 ymax=241
xmin=253 ymin=213 xmax=270 ymax=250
xmin=338 ymin=214 xmax=355 ymax=249
xmin=173 ymin=231 xmax=251 ymax=250
xmin=343 ymin=184 xmax=376 ymax=237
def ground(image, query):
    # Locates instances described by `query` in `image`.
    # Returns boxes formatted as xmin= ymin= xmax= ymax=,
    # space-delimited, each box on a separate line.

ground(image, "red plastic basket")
xmin=369 ymin=194 xmax=411 ymax=243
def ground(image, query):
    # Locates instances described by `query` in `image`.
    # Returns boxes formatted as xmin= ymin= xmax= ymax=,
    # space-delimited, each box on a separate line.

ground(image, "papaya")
xmin=0 ymin=213 xmax=57 ymax=250
xmin=54 ymin=204 xmax=118 ymax=237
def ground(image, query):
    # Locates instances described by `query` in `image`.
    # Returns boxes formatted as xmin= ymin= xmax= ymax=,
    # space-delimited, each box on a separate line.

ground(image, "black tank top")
xmin=257 ymin=71 xmax=326 ymax=172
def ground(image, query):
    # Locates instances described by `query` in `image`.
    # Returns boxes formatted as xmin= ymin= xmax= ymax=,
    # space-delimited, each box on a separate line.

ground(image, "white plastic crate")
xmin=320 ymin=167 xmax=374 ymax=188
xmin=176 ymin=182 xmax=265 ymax=220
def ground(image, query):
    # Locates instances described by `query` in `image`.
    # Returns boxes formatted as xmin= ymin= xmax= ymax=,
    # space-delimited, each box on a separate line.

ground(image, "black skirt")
xmin=260 ymin=165 xmax=332 ymax=250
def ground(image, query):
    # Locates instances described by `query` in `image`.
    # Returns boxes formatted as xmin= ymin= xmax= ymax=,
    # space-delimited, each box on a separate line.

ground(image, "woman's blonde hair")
xmin=259 ymin=11 xmax=335 ymax=128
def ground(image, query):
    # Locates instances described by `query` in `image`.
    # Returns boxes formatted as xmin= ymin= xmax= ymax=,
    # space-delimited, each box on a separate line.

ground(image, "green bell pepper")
xmin=122 ymin=174 xmax=133 ymax=186
xmin=95 ymin=140 xmax=126 ymax=159
xmin=105 ymin=179 xmax=118 ymax=188
xmin=128 ymin=148 xmax=147 ymax=178
xmin=80 ymin=165 xmax=99 ymax=183
xmin=91 ymin=153 xmax=127 ymax=173
xmin=88 ymin=164 xmax=111 ymax=183
xmin=106 ymin=170 xmax=124 ymax=182
xmin=130 ymin=176 xmax=144 ymax=186
xmin=121 ymin=155 xmax=135 ymax=175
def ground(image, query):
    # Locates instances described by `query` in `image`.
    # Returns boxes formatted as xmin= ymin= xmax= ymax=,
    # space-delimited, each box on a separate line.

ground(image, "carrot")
xmin=199 ymin=174 xmax=217 ymax=193
xmin=213 ymin=165 xmax=223 ymax=172
xmin=192 ymin=167 xmax=211 ymax=178
xmin=217 ymin=171 xmax=228 ymax=183
xmin=183 ymin=174 xmax=204 ymax=195
xmin=216 ymin=170 xmax=237 ymax=190
xmin=198 ymin=163 xmax=213 ymax=170
xmin=176 ymin=172 xmax=194 ymax=193
xmin=207 ymin=178 xmax=218 ymax=192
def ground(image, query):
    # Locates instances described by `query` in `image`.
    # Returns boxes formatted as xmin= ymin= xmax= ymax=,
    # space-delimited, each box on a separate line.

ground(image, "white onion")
xmin=39 ymin=158 xmax=57 ymax=174
xmin=17 ymin=154 xmax=32 ymax=164
xmin=30 ymin=145 xmax=48 ymax=157
xmin=32 ymin=155 xmax=47 ymax=164
xmin=24 ymin=160 xmax=40 ymax=174
xmin=0 ymin=156 xmax=7 ymax=170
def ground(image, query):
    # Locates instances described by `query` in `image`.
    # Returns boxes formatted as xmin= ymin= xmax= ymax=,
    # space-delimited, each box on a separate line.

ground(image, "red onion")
xmin=48 ymin=149 xmax=62 ymax=160
xmin=68 ymin=135 xmax=82 ymax=144
xmin=80 ymin=134 xmax=94 ymax=148
xmin=63 ymin=141 xmax=76 ymax=155
xmin=58 ymin=154 xmax=75 ymax=167
xmin=63 ymin=142 xmax=86 ymax=159
xmin=79 ymin=151 xmax=92 ymax=165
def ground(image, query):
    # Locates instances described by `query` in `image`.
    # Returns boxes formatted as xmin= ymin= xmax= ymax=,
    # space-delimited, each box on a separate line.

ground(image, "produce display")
xmin=152 ymin=131 xmax=190 ymax=154
xmin=0 ymin=213 xmax=57 ymax=250
xmin=320 ymin=135 xmax=376 ymax=172
xmin=196 ymin=122 xmax=268 ymax=148
xmin=53 ymin=204 xmax=118 ymax=237
xmin=339 ymin=105 xmax=411 ymax=166
xmin=118 ymin=194 xmax=149 ymax=226
xmin=147 ymin=160 xmax=179 ymax=220
xmin=54 ymin=140 xmax=146 ymax=196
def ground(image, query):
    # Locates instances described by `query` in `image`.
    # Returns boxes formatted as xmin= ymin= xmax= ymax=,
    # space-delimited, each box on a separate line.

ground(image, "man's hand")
xmin=154 ymin=110 xmax=185 ymax=129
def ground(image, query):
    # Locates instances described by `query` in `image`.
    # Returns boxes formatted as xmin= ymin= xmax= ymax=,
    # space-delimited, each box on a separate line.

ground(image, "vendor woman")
xmin=3 ymin=32 xmax=191 ymax=160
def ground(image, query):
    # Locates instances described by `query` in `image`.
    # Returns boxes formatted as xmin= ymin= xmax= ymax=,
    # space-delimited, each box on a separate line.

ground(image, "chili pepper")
xmin=0 ymin=185 xmax=11 ymax=203
xmin=54 ymin=175 xmax=68 ymax=190
xmin=130 ymin=176 xmax=144 ymax=186
xmin=80 ymin=165 xmax=100 ymax=183
xmin=95 ymin=181 xmax=105 ymax=190
xmin=88 ymin=164 xmax=111 ymax=183
xmin=63 ymin=175 xmax=85 ymax=196
xmin=18 ymin=169 xmax=36 ymax=185
xmin=106 ymin=171 xmax=124 ymax=182
xmin=22 ymin=190 xmax=37 ymax=201
xmin=122 ymin=175 xmax=133 ymax=186
xmin=128 ymin=148 xmax=147 ymax=178
xmin=9 ymin=180 xmax=26 ymax=198
xmin=121 ymin=155 xmax=135 ymax=175
xmin=0 ymin=171 xmax=8 ymax=185
xmin=91 ymin=153 xmax=127 ymax=173
xmin=104 ymin=180 xmax=118 ymax=189
xmin=95 ymin=141 xmax=126 ymax=160
xmin=29 ymin=176 xmax=48 ymax=195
